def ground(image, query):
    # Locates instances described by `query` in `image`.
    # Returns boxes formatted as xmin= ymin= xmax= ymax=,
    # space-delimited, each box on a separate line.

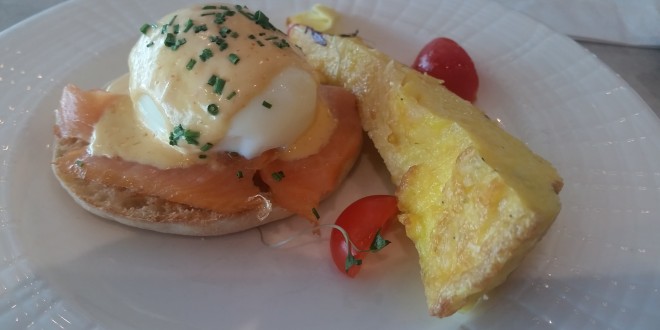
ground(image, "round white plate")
xmin=1 ymin=0 xmax=659 ymax=329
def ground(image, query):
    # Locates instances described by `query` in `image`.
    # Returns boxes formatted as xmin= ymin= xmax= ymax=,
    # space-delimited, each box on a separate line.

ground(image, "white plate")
xmin=1 ymin=0 xmax=659 ymax=329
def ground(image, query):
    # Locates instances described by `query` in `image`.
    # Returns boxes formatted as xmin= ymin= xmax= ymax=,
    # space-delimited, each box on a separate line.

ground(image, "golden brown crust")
xmin=288 ymin=26 xmax=563 ymax=317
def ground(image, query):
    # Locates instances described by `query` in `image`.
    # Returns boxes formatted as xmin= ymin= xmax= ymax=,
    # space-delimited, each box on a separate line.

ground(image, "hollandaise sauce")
xmin=91 ymin=4 xmax=335 ymax=169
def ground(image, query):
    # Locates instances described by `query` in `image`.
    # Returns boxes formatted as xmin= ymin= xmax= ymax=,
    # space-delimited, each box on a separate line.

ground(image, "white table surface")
xmin=1 ymin=0 xmax=658 ymax=117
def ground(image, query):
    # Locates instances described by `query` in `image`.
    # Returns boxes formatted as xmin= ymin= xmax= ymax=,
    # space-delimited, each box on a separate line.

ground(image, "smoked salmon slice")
xmin=55 ymin=84 xmax=123 ymax=141
xmin=262 ymin=86 xmax=362 ymax=221
xmin=53 ymin=85 xmax=362 ymax=221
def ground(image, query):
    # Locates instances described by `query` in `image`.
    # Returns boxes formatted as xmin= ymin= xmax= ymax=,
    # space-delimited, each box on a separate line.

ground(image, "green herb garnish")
xmin=186 ymin=58 xmax=197 ymax=70
xmin=226 ymin=91 xmax=237 ymax=100
xmin=262 ymin=101 xmax=272 ymax=109
xmin=139 ymin=23 xmax=151 ymax=35
xmin=271 ymin=171 xmax=285 ymax=182
xmin=220 ymin=27 xmax=231 ymax=38
xmin=253 ymin=10 xmax=275 ymax=30
xmin=169 ymin=124 xmax=200 ymax=146
xmin=164 ymin=33 xmax=176 ymax=47
xmin=228 ymin=53 xmax=240 ymax=64
xmin=207 ymin=104 xmax=219 ymax=115
xmin=171 ymin=38 xmax=187 ymax=50
xmin=183 ymin=19 xmax=194 ymax=32
xmin=207 ymin=75 xmax=217 ymax=86
xmin=193 ymin=24 xmax=208 ymax=33
xmin=213 ymin=78 xmax=226 ymax=94
xmin=273 ymin=39 xmax=290 ymax=49
xmin=199 ymin=48 xmax=213 ymax=61
xmin=200 ymin=142 xmax=213 ymax=152
xmin=214 ymin=13 xmax=226 ymax=24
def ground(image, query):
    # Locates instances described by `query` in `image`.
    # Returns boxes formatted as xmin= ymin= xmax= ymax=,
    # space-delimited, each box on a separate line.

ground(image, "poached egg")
xmin=91 ymin=4 xmax=335 ymax=169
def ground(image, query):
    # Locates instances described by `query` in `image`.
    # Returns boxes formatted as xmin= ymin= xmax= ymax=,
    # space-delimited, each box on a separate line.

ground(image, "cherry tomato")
xmin=330 ymin=195 xmax=398 ymax=277
xmin=412 ymin=37 xmax=479 ymax=103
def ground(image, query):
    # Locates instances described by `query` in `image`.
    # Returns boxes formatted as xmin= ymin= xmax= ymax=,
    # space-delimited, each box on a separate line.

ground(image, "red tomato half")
xmin=330 ymin=195 xmax=398 ymax=277
xmin=412 ymin=37 xmax=479 ymax=102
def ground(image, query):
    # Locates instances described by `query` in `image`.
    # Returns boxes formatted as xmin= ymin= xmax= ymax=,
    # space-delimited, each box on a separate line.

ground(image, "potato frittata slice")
xmin=289 ymin=26 xmax=563 ymax=317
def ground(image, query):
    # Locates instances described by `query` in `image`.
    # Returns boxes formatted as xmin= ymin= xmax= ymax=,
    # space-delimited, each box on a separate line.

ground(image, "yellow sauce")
xmin=89 ymin=4 xmax=336 ymax=169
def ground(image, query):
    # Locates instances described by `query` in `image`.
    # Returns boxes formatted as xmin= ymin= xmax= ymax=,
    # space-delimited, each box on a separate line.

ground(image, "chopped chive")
xmin=169 ymin=125 xmax=202 ymax=146
xmin=139 ymin=23 xmax=151 ymax=34
xmin=256 ymin=40 xmax=264 ymax=47
xmin=160 ymin=24 xmax=169 ymax=34
xmin=213 ymin=78 xmax=226 ymax=94
xmin=274 ymin=39 xmax=290 ymax=48
xmin=258 ymin=32 xmax=266 ymax=36
xmin=207 ymin=104 xmax=219 ymax=115
xmin=228 ymin=53 xmax=240 ymax=64
xmin=169 ymin=124 xmax=184 ymax=145
xmin=199 ymin=154 xmax=208 ymax=159
xmin=186 ymin=58 xmax=197 ymax=70
xmin=236 ymin=170 xmax=244 ymax=179
xmin=210 ymin=35 xmax=228 ymax=50
xmin=312 ymin=208 xmax=320 ymax=220
xmin=183 ymin=129 xmax=200 ymax=145
xmin=264 ymin=36 xmax=278 ymax=41
xmin=200 ymin=142 xmax=213 ymax=152
xmin=230 ymin=31 xmax=239 ymax=38
xmin=226 ymin=91 xmax=237 ymax=100
xmin=262 ymin=100 xmax=272 ymax=109
xmin=183 ymin=19 xmax=194 ymax=32
xmin=214 ymin=13 xmax=226 ymax=24
xmin=164 ymin=33 xmax=176 ymax=47
xmin=168 ymin=15 xmax=178 ymax=25
xmin=193 ymin=24 xmax=208 ymax=33
xmin=207 ymin=74 xmax=217 ymax=86
xmin=74 ymin=160 xmax=85 ymax=167
xmin=248 ymin=34 xmax=256 ymax=39
xmin=271 ymin=171 xmax=285 ymax=182
xmin=171 ymin=38 xmax=187 ymax=50
xmin=146 ymin=41 xmax=154 ymax=47
xmin=173 ymin=24 xmax=180 ymax=34
xmin=199 ymin=48 xmax=213 ymax=61
xmin=254 ymin=10 xmax=275 ymax=30
xmin=220 ymin=27 xmax=231 ymax=37
xmin=202 ymin=5 xmax=217 ymax=10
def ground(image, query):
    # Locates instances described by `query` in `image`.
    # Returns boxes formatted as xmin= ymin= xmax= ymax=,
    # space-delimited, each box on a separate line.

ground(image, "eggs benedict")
xmin=51 ymin=4 xmax=363 ymax=235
